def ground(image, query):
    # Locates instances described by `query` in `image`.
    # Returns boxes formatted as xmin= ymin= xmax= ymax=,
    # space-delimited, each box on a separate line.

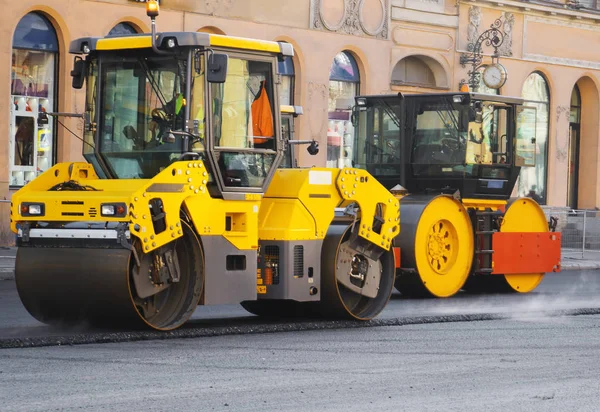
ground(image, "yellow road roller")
xmin=351 ymin=92 xmax=561 ymax=297
xmin=9 ymin=3 xmax=400 ymax=331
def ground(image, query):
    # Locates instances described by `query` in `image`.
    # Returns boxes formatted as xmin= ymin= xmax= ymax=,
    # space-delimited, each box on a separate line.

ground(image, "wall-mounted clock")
xmin=482 ymin=63 xmax=507 ymax=89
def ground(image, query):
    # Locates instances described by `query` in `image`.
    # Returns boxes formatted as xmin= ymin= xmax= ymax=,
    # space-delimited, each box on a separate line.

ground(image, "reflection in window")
xmin=391 ymin=56 xmax=435 ymax=87
xmin=354 ymin=104 xmax=402 ymax=176
xmin=108 ymin=22 xmax=138 ymax=36
xmin=211 ymin=57 xmax=277 ymax=188
xmin=519 ymin=72 xmax=549 ymax=204
xmin=10 ymin=12 xmax=58 ymax=186
xmin=279 ymin=115 xmax=294 ymax=168
xmin=412 ymin=107 xmax=464 ymax=166
xmin=98 ymin=56 xmax=186 ymax=178
xmin=278 ymin=54 xmax=294 ymax=106
xmin=14 ymin=117 xmax=35 ymax=167
xmin=328 ymin=51 xmax=359 ymax=168
xmin=211 ymin=58 xmax=275 ymax=150
xmin=466 ymin=104 xmax=508 ymax=165
xmin=218 ymin=152 xmax=275 ymax=187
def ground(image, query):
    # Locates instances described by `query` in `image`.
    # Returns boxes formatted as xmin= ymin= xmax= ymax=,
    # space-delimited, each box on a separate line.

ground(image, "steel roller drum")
xmin=394 ymin=194 xmax=474 ymax=298
xmin=15 ymin=246 xmax=143 ymax=328
xmin=318 ymin=222 xmax=395 ymax=320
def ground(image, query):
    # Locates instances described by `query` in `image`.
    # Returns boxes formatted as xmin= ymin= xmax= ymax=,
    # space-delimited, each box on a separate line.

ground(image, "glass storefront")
xmin=327 ymin=51 xmax=359 ymax=168
xmin=519 ymin=72 xmax=549 ymax=204
xmin=10 ymin=13 xmax=58 ymax=187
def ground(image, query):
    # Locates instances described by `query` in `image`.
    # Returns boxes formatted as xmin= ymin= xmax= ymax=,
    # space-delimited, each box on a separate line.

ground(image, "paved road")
xmin=0 ymin=247 xmax=16 ymax=280
xmin=1 ymin=315 xmax=599 ymax=411
xmin=1 ymin=269 xmax=599 ymax=347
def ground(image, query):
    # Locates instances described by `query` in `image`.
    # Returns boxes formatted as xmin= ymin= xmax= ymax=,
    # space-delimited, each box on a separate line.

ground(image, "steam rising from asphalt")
xmin=401 ymin=271 xmax=600 ymax=322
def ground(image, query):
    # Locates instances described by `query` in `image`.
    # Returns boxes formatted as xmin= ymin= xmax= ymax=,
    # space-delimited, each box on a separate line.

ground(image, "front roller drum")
xmin=16 ymin=221 xmax=204 ymax=330
xmin=465 ymin=198 xmax=548 ymax=294
xmin=395 ymin=195 xmax=474 ymax=298
xmin=317 ymin=222 xmax=396 ymax=320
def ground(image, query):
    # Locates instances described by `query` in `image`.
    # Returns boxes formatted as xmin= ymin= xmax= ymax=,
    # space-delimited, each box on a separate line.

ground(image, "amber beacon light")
xmin=146 ymin=0 xmax=159 ymax=17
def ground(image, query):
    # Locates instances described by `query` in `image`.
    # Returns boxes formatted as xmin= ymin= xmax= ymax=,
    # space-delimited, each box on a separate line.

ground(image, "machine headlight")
xmin=20 ymin=203 xmax=45 ymax=216
xmin=101 ymin=203 xmax=127 ymax=217
xmin=452 ymin=95 xmax=464 ymax=103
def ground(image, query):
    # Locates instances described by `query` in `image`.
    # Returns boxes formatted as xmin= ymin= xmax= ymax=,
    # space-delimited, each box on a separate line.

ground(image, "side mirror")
xmin=207 ymin=53 xmax=228 ymax=83
xmin=307 ymin=140 xmax=319 ymax=156
xmin=71 ymin=57 xmax=87 ymax=90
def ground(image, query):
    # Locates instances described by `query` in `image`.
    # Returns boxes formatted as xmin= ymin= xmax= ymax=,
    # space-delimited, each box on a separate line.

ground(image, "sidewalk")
xmin=1 ymin=247 xmax=599 ymax=281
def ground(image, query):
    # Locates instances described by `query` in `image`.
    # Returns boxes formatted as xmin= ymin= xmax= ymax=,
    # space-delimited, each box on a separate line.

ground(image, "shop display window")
xmin=518 ymin=72 xmax=549 ymax=204
xmin=9 ymin=13 xmax=58 ymax=187
xmin=327 ymin=51 xmax=359 ymax=168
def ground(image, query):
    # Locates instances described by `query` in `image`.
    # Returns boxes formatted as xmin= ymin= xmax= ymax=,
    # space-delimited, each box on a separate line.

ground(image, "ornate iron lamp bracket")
xmin=460 ymin=18 xmax=505 ymax=92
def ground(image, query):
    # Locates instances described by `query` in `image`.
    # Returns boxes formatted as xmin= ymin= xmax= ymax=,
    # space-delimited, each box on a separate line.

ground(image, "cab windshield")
xmin=97 ymin=54 xmax=187 ymax=178
xmin=411 ymin=98 xmax=511 ymax=179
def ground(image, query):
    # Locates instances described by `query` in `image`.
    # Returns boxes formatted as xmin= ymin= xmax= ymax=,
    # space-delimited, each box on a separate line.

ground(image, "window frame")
xmin=205 ymin=49 xmax=283 ymax=194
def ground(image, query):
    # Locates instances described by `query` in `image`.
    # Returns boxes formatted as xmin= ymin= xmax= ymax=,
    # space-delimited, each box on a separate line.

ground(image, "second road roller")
xmin=350 ymin=92 xmax=561 ymax=297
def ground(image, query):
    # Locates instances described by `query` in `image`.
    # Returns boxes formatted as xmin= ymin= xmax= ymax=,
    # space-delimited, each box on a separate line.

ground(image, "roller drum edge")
xmin=318 ymin=222 xmax=395 ymax=320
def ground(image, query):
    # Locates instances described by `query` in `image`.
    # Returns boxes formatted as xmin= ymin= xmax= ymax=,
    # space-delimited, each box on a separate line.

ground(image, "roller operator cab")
xmin=352 ymin=92 xmax=561 ymax=297
xmin=10 ymin=5 xmax=400 ymax=331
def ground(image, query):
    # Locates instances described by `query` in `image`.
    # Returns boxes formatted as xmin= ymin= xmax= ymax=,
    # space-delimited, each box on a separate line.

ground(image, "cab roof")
xmin=70 ymin=32 xmax=294 ymax=57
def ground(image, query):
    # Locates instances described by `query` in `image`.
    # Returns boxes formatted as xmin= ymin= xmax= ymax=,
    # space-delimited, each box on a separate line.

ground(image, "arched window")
xmin=278 ymin=54 xmax=295 ymax=106
xmin=108 ymin=22 xmax=138 ymax=36
xmin=391 ymin=56 xmax=435 ymax=87
xmin=568 ymin=85 xmax=581 ymax=208
xmin=10 ymin=12 xmax=58 ymax=186
xmin=328 ymin=51 xmax=360 ymax=168
xmin=519 ymin=72 xmax=550 ymax=203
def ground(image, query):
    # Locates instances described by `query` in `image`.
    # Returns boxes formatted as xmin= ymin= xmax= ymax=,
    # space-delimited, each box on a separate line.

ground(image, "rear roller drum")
xmin=129 ymin=220 xmax=204 ymax=330
xmin=395 ymin=195 xmax=474 ymax=298
xmin=318 ymin=223 xmax=395 ymax=320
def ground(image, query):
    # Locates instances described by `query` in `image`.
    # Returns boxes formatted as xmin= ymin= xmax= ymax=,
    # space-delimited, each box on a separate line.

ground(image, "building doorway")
xmin=567 ymin=86 xmax=581 ymax=209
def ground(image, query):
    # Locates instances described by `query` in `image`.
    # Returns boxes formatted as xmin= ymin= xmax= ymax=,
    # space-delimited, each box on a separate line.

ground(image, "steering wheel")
xmin=441 ymin=138 xmax=459 ymax=152
xmin=151 ymin=108 xmax=169 ymax=122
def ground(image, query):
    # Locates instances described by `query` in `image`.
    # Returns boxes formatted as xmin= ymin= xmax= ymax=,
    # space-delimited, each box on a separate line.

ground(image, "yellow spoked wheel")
xmin=426 ymin=220 xmax=459 ymax=275
xmin=499 ymin=198 xmax=547 ymax=293
xmin=395 ymin=195 xmax=474 ymax=298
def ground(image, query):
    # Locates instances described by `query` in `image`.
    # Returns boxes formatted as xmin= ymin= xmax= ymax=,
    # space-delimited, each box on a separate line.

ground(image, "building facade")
xmin=2 ymin=0 xmax=600 ymax=244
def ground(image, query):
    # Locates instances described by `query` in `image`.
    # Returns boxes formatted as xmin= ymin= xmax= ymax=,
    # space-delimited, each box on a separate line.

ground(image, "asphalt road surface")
xmin=1 ymin=315 xmax=599 ymax=411
xmin=1 ymin=257 xmax=600 ymax=411
xmin=1 ymin=269 xmax=599 ymax=346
